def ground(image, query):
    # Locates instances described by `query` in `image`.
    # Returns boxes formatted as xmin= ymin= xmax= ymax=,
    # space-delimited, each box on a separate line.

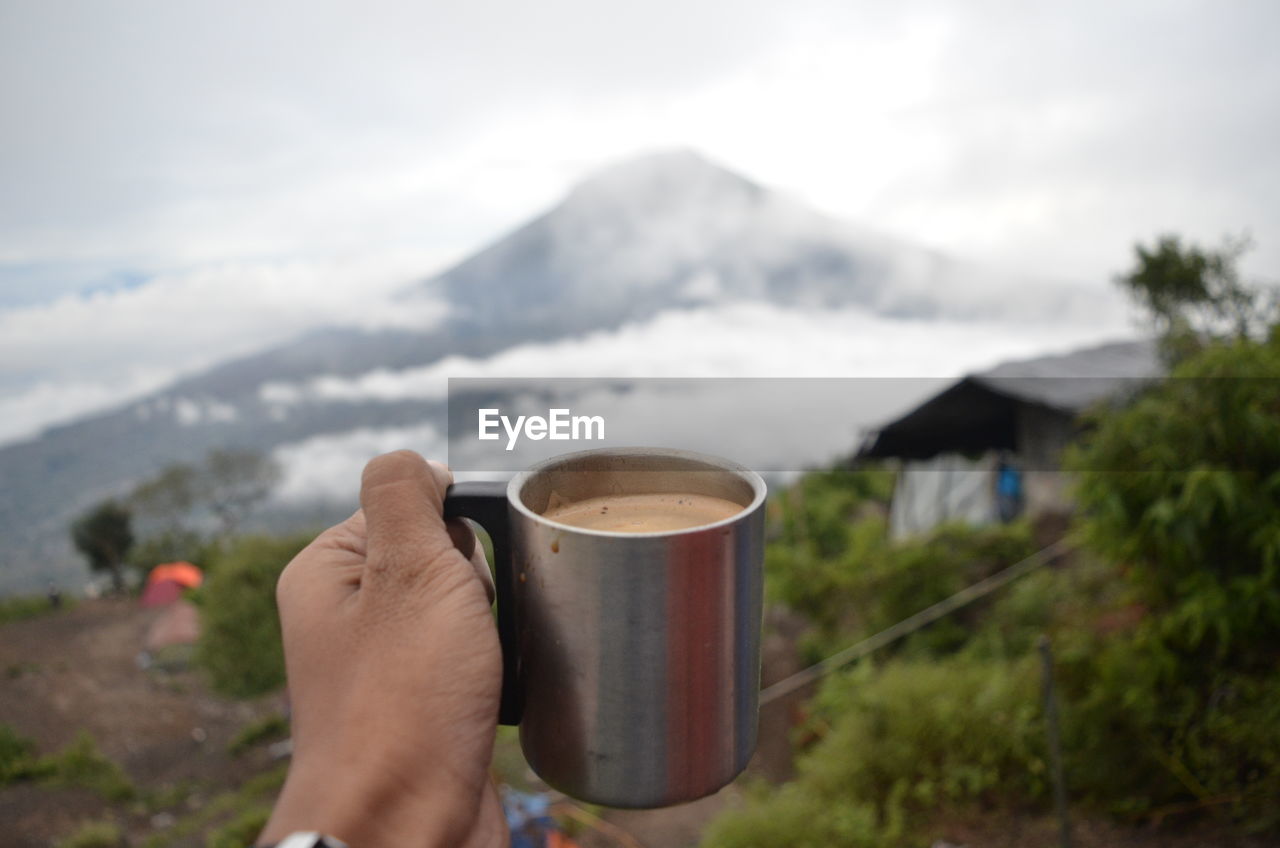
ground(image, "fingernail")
xmin=425 ymin=459 xmax=454 ymax=489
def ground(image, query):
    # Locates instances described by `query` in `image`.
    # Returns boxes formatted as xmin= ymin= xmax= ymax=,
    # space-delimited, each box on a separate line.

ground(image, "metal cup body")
xmin=506 ymin=448 xmax=766 ymax=808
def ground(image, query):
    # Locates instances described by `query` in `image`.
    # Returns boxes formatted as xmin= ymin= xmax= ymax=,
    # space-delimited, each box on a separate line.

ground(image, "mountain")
xmin=430 ymin=149 xmax=1092 ymax=336
xmin=0 ymin=149 xmax=1118 ymax=595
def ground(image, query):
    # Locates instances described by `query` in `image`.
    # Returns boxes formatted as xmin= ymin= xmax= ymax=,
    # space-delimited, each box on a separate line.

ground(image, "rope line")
xmin=759 ymin=536 xmax=1075 ymax=706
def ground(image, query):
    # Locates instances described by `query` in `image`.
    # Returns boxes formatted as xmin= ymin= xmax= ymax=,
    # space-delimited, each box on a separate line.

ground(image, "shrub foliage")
xmin=194 ymin=533 xmax=312 ymax=698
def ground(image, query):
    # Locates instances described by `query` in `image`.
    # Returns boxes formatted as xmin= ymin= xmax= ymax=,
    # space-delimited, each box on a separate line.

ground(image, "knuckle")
xmin=362 ymin=450 xmax=428 ymax=487
xmin=275 ymin=560 xmax=299 ymax=604
xmin=366 ymin=542 xmax=471 ymax=597
xmin=366 ymin=542 xmax=432 ymax=583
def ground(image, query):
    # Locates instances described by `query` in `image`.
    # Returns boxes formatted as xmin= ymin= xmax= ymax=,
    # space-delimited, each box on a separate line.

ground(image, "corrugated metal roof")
xmin=857 ymin=339 xmax=1163 ymax=459
xmin=973 ymin=339 xmax=1162 ymax=413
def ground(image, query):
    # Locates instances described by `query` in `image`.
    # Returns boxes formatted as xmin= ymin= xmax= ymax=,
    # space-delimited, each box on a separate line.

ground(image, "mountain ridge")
xmin=0 ymin=149 xmax=1124 ymax=594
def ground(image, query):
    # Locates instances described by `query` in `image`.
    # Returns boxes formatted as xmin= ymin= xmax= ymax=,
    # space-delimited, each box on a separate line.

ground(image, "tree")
xmin=202 ymin=449 xmax=282 ymax=537
xmin=129 ymin=448 xmax=282 ymax=548
xmin=1070 ymin=337 xmax=1280 ymax=650
xmin=1116 ymin=233 xmax=1276 ymax=362
xmin=1061 ymin=236 xmax=1280 ymax=827
xmin=129 ymin=462 xmax=199 ymax=536
xmin=1091 ymin=236 xmax=1280 ymax=631
xmin=70 ymin=500 xmax=135 ymax=593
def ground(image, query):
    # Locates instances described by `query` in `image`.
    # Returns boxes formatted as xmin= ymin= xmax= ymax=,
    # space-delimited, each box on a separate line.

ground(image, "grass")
xmin=204 ymin=805 xmax=273 ymax=848
xmin=0 ymin=722 xmax=37 ymax=783
xmin=5 ymin=660 xmax=41 ymax=679
xmin=138 ymin=778 xmax=200 ymax=815
xmin=140 ymin=763 xmax=288 ymax=848
xmin=0 ymin=593 xmax=74 ymax=625
xmin=0 ymin=724 xmax=136 ymax=802
xmin=41 ymin=731 xmax=137 ymax=802
xmin=53 ymin=820 xmax=123 ymax=848
xmin=227 ymin=713 xmax=289 ymax=757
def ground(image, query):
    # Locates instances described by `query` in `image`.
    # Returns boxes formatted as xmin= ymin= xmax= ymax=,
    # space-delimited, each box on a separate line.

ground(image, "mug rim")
xmin=506 ymin=446 xmax=767 ymax=538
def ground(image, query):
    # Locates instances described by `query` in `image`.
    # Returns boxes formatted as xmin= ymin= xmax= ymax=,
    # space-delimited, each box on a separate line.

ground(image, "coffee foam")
xmin=542 ymin=492 xmax=743 ymax=533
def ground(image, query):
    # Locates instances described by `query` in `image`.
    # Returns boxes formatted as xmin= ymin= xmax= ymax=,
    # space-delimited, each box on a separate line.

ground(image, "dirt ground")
xmin=0 ymin=598 xmax=285 ymax=848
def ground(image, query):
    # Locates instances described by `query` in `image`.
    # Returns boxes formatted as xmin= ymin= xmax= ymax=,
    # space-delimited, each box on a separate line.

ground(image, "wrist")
xmin=259 ymin=834 xmax=349 ymax=848
xmin=261 ymin=754 xmax=478 ymax=848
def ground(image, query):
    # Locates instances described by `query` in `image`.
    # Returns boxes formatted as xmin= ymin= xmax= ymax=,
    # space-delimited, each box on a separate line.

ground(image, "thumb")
xmin=359 ymin=450 xmax=459 ymax=594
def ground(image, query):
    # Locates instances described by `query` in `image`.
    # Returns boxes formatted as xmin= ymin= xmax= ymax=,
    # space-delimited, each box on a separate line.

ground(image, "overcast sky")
xmin=1 ymin=0 xmax=1278 ymax=438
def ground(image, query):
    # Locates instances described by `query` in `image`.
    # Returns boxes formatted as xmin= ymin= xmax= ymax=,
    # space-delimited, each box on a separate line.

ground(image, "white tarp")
xmin=889 ymin=454 xmax=998 ymax=540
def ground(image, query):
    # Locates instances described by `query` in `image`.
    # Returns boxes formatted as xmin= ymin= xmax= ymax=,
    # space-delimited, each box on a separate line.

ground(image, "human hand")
xmin=260 ymin=451 xmax=507 ymax=848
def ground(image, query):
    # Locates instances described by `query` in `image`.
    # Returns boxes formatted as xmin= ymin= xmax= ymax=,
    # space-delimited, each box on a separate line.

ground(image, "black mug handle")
xmin=443 ymin=481 xmax=522 ymax=726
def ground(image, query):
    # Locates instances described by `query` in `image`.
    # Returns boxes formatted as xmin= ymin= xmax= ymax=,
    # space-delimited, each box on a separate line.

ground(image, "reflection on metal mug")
xmin=444 ymin=447 xmax=766 ymax=808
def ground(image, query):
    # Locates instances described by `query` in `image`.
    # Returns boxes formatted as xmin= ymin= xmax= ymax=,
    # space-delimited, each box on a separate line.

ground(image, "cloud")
xmin=3 ymin=0 xmax=1275 ymax=285
xmin=0 ymin=1 xmax=798 ymax=268
xmin=261 ymin=300 xmax=1137 ymax=408
xmin=765 ymin=0 xmax=1280 ymax=281
xmin=0 ymin=252 xmax=446 ymax=444
xmin=171 ymin=397 xmax=239 ymax=427
xmin=262 ymin=299 xmax=1138 ymax=495
xmin=0 ymin=374 xmax=172 ymax=446
xmin=272 ymin=423 xmax=446 ymax=505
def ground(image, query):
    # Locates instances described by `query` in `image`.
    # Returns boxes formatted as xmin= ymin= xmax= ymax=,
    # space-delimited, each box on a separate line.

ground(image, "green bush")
xmin=772 ymin=468 xmax=895 ymax=559
xmin=1181 ymin=671 xmax=1280 ymax=831
xmin=965 ymin=554 xmax=1130 ymax=662
xmin=859 ymin=521 xmax=1035 ymax=658
xmin=705 ymin=658 xmax=1046 ymax=847
xmin=195 ymin=533 xmax=312 ymax=697
xmin=769 ymin=511 xmax=1035 ymax=660
xmin=702 ymin=781 xmax=881 ymax=848
xmin=1069 ymin=336 xmax=1280 ymax=668
xmin=765 ymin=513 xmax=887 ymax=646
xmin=764 ymin=465 xmax=1037 ymax=660
xmin=807 ymin=659 xmax=1046 ymax=826
xmin=0 ymin=722 xmax=37 ymax=783
xmin=764 ymin=469 xmax=892 ymax=635
xmin=1062 ymin=334 xmax=1280 ymax=831
xmin=1050 ymin=626 xmax=1280 ymax=829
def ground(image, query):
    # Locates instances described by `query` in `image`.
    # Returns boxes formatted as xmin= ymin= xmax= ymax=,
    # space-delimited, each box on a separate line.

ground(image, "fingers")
xmin=446 ymin=516 xmax=497 ymax=603
xmin=360 ymin=451 xmax=458 ymax=591
xmin=448 ymin=518 xmax=497 ymax=605
xmin=445 ymin=517 xmax=477 ymax=561
xmin=358 ymin=451 xmax=494 ymax=604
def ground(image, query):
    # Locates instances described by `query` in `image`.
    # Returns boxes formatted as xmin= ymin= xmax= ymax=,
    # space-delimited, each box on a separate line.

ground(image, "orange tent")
xmin=146 ymin=561 xmax=203 ymax=589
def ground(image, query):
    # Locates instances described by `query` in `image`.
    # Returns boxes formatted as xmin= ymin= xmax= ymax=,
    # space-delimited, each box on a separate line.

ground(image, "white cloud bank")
xmin=266 ymin=300 xmax=1137 ymax=503
xmin=263 ymin=301 xmax=1135 ymax=407
xmin=0 ymin=252 xmax=446 ymax=446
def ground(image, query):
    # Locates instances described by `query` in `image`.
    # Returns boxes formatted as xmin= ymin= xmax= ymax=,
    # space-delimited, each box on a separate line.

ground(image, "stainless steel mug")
xmin=444 ymin=447 xmax=766 ymax=808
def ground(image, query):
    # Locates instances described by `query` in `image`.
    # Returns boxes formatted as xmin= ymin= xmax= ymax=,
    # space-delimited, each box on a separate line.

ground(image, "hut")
xmin=857 ymin=340 xmax=1161 ymax=537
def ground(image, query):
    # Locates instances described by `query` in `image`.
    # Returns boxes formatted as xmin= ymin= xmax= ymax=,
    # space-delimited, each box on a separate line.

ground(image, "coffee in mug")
xmin=541 ymin=492 xmax=744 ymax=532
